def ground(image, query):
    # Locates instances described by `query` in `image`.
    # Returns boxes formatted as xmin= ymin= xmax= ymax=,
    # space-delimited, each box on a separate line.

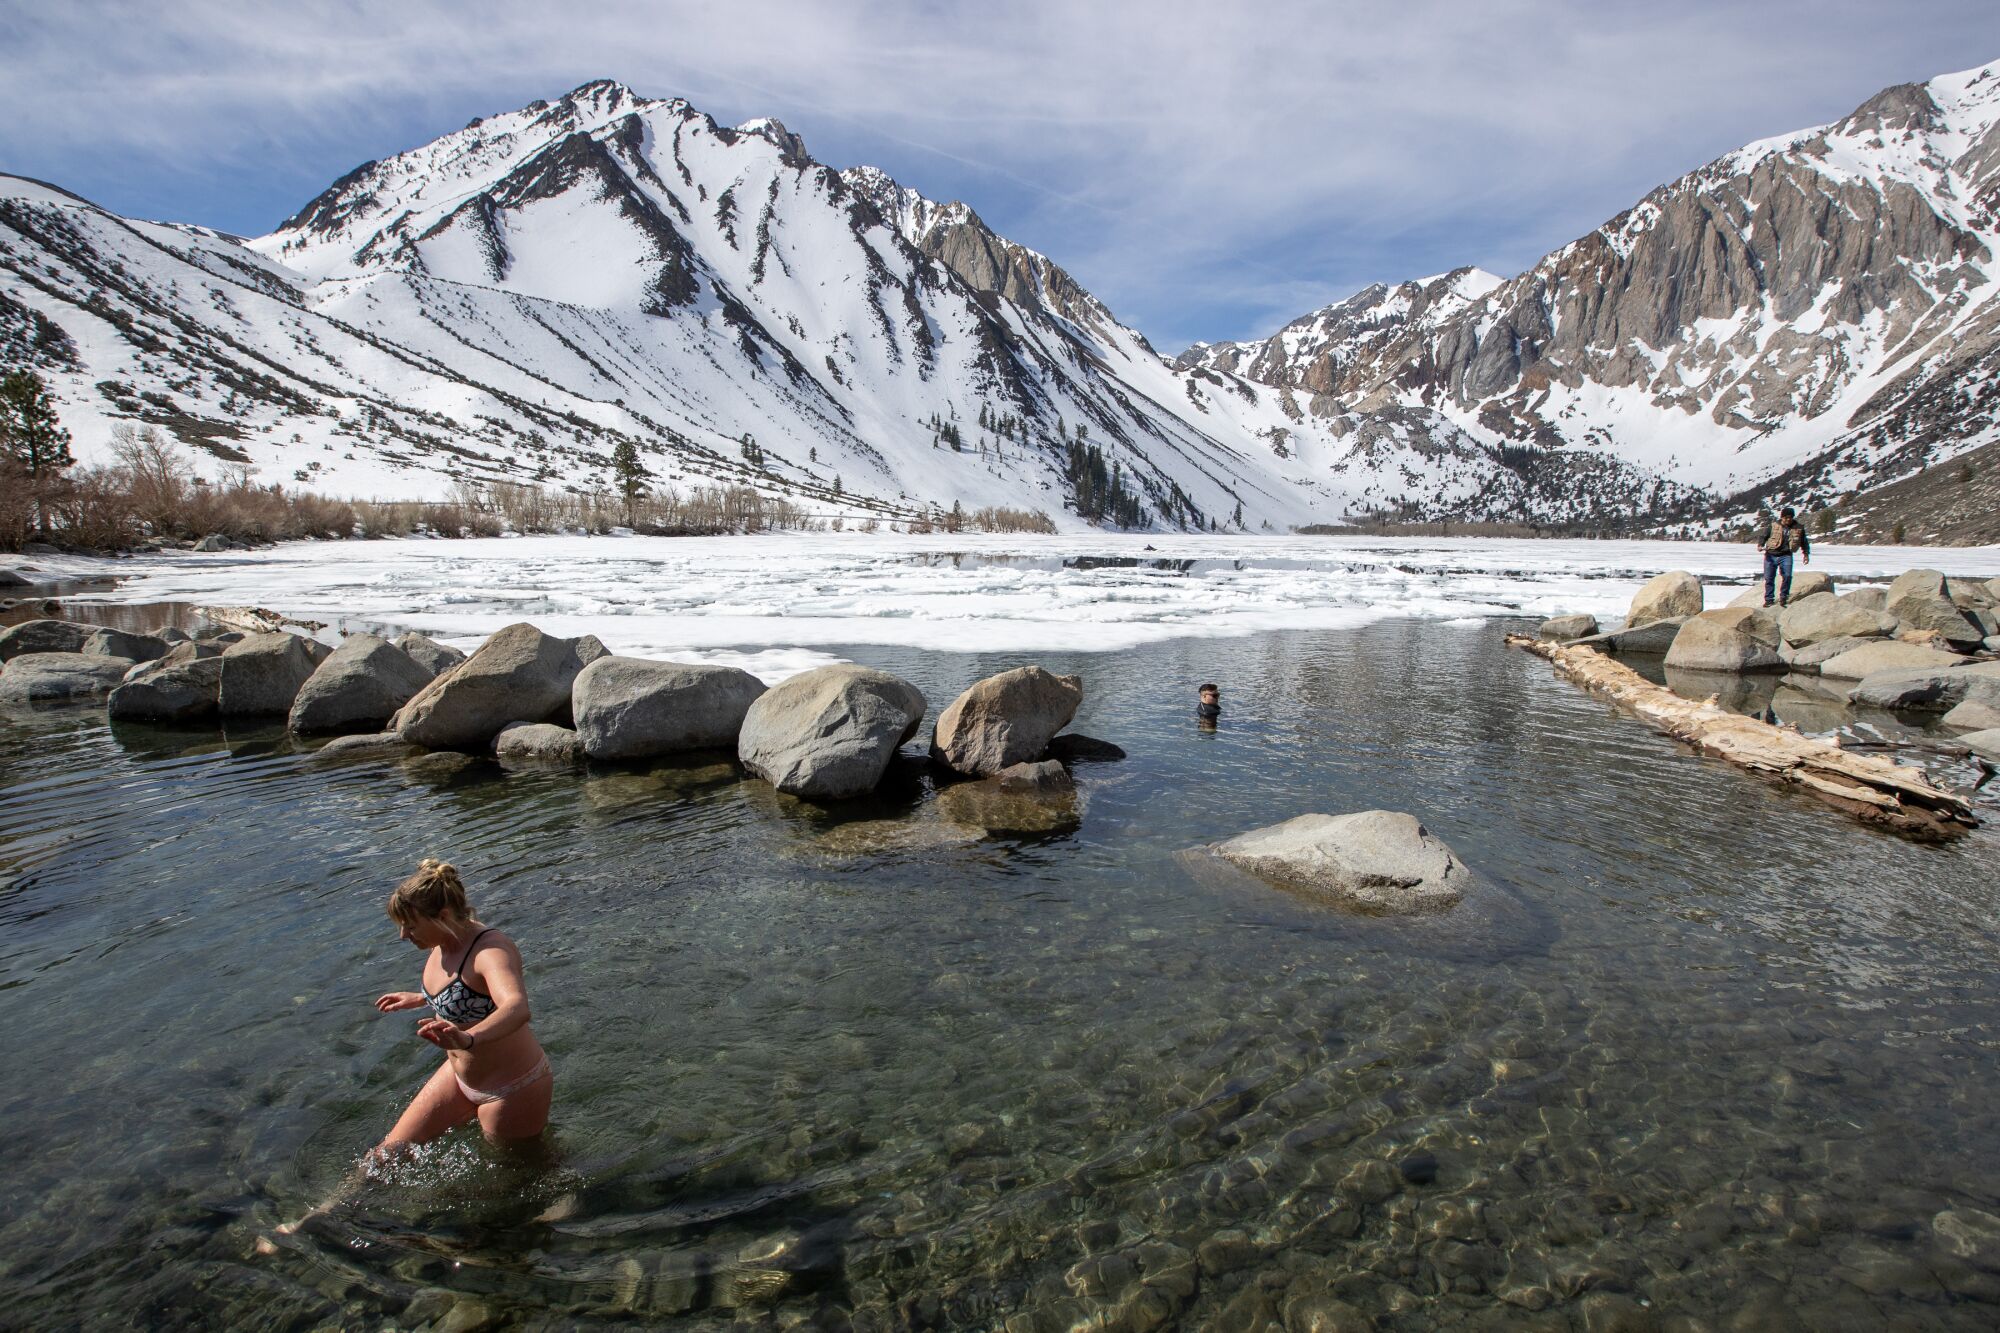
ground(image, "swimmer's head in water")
xmin=387 ymin=858 xmax=472 ymax=930
xmin=1198 ymin=683 xmax=1219 ymax=702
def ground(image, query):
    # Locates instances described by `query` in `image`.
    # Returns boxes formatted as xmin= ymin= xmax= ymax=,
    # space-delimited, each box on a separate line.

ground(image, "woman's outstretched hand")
xmin=375 ymin=991 xmax=426 ymax=1013
xmin=415 ymin=1017 xmax=473 ymax=1051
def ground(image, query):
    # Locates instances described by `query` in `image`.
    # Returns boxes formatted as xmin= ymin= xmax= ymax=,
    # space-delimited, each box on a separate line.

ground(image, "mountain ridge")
xmin=4 ymin=65 xmax=1999 ymax=537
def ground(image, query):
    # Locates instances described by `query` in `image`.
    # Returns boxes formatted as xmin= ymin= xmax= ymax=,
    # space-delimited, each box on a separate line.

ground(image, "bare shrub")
xmin=969 ymin=505 xmax=1056 ymax=534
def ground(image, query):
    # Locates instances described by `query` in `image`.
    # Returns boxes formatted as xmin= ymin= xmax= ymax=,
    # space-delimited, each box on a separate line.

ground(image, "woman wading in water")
xmin=269 ymin=860 xmax=551 ymax=1242
xmin=372 ymin=859 xmax=553 ymax=1150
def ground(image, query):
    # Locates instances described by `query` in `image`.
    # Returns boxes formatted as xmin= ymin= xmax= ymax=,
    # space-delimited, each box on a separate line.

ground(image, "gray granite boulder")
xmin=1192 ymin=810 xmax=1468 ymax=916
xmin=572 ymin=634 xmax=612 ymax=666
xmin=1842 ymin=586 xmax=1889 ymax=611
xmin=391 ymin=622 xmax=591 ymax=750
xmin=289 ymin=634 xmax=436 ymax=734
xmin=571 ymin=656 xmax=767 ymax=760
xmin=82 ymin=627 xmax=170 ymax=663
xmin=1886 ymin=569 xmax=1951 ymax=607
xmin=1664 ymin=610 xmax=1783 ymax=673
xmin=393 ymin=632 xmax=466 ymax=677
xmin=931 ymin=666 xmax=1083 ymax=777
xmin=312 ymin=731 xmax=418 ymax=759
xmin=1817 ymin=640 xmax=1965 ymax=681
xmin=1943 ymin=698 xmax=2000 ymax=731
xmin=0 ymin=652 xmax=134 ymax=703
xmin=1565 ymin=617 xmax=1687 ymax=655
xmin=108 ymin=656 xmax=225 ymax=721
xmin=1788 ymin=570 xmax=1835 ymax=601
xmin=193 ymin=534 xmax=232 ymax=552
xmin=1960 ymin=730 xmax=2000 ymax=763
xmin=1536 ymin=613 xmax=1599 ymax=641
xmin=1778 ymin=593 xmax=1897 ymax=647
xmin=492 ymin=721 xmax=584 ymax=764
xmin=158 ymin=626 xmax=191 ymax=644
xmin=123 ymin=640 xmax=219 ymax=681
xmin=738 ymin=664 xmax=927 ymax=800
xmin=1046 ymin=733 xmax=1126 ymax=763
xmin=1889 ymin=594 xmax=1985 ymax=651
xmin=217 ymin=632 xmax=322 ymax=715
xmin=1627 ymin=571 xmax=1703 ymax=627
xmin=1780 ymin=635 xmax=1878 ymax=672
xmin=0 ymin=619 xmax=94 ymax=662
xmin=1847 ymin=662 xmax=2000 ymax=712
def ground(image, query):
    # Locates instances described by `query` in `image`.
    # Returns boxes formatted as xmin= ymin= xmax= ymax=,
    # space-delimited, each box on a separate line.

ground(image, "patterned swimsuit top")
xmin=424 ymin=928 xmax=499 ymax=1027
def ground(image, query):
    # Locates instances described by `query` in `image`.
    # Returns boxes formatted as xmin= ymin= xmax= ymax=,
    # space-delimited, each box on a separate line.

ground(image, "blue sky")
xmin=4 ymin=2 xmax=1997 ymax=352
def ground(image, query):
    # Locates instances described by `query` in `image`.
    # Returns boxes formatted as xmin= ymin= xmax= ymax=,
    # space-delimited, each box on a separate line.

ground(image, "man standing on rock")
xmin=1756 ymin=507 xmax=1811 ymax=607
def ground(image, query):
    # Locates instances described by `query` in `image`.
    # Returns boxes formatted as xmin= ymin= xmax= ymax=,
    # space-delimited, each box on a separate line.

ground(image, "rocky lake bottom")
xmin=5 ymin=601 xmax=2000 ymax=1331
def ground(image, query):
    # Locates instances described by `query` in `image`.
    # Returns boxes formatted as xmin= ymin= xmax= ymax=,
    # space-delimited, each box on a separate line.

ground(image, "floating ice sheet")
xmin=44 ymin=533 xmax=2000 ymax=673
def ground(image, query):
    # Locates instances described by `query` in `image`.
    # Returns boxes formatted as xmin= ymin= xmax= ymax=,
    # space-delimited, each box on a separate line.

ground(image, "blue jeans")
xmin=1763 ymin=553 xmax=1794 ymax=604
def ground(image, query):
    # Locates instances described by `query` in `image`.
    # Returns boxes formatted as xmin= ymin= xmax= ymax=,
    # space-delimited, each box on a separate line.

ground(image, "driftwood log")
xmin=196 ymin=605 xmax=327 ymax=635
xmin=1507 ymin=634 xmax=1979 ymax=841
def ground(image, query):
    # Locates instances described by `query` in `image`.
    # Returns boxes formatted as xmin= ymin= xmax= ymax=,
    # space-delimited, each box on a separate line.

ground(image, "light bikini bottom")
xmin=455 ymin=1054 xmax=552 ymax=1106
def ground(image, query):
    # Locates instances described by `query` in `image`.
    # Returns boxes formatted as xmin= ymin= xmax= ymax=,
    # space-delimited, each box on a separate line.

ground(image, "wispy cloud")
xmin=4 ymin=1 xmax=1995 ymax=348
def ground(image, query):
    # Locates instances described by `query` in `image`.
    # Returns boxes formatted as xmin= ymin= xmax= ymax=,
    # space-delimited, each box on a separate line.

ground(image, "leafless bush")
xmin=969 ymin=505 xmax=1057 ymax=534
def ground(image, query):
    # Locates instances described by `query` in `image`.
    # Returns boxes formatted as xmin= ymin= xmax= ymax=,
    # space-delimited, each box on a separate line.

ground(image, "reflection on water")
xmin=3 ymin=621 xmax=1999 ymax=1328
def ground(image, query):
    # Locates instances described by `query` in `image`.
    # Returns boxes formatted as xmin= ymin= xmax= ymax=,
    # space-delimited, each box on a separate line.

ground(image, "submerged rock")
xmin=1047 ymin=732 xmax=1127 ymax=763
xmin=571 ymin=656 xmax=766 ymax=760
xmin=933 ymin=759 xmax=1081 ymax=834
xmin=289 ymin=633 xmax=434 ymax=734
xmin=1627 ymin=571 xmax=1703 ymax=627
xmin=930 ymin=665 xmax=1083 ymax=777
xmin=738 ymin=664 xmax=926 ymax=800
xmin=392 ymin=622 xmax=589 ymax=749
xmin=314 ymin=730 xmax=418 ymax=759
xmin=1190 ymin=810 xmax=1467 ymax=916
xmin=813 ymin=818 xmax=985 ymax=855
xmin=0 ymin=652 xmax=133 ymax=703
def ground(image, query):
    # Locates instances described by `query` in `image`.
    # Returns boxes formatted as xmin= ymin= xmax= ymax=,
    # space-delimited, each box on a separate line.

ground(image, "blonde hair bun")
xmin=387 ymin=858 xmax=472 ymax=926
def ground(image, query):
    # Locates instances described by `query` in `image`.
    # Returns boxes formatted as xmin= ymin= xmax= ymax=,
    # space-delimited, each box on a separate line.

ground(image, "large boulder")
xmin=108 ymin=656 xmax=225 ymax=721
xmin=738 ymin=664 xmax=927 ymax=800
xmin=1886 ymin=569 xmax=1951 ymax=607
xmin=1817 ymin=640 xmax=1965 ymax=681
xmin=394 ymin=632 xmax=465 ymax=677
xmin=572 ymin=656 xmax=767 ymax=760
xmin=1961 ymin=730 xmax=2000 ymax=763
xmin=1192 ymin=810 xmax=1468 ymax=916
xmin=1952 ymin=580 xmax=1997 ymax=611
xmin=289 ymin=634 xmax=436 ymax=734
xmin=1842 ymin=586 xmax=1890 ymax=611
xmin=1777 ymin=593 xmax=1897 ymax=647
xmin=492 ymin=721 xmax=584 ymax=764
xmin=391 ymin=622 xmax=591 ymax=750
xmin=1626 ymin=572 xmax=1703 ymax=628
xmin=1847 ymin=662 xmax=2000 ymax=712
xmin=930 ymin=666 xmax=1083 ymax=777
xmin=1663 ymin=610 xmax=1782 ymax=673
xmin=0 ymin=618 xmax=94 ymax=662
xmin=217 ymin=632 xmax=322 ymax=715
xmin=1889 ymin=595 xmax=1985 ymax=651
xmin=1565 ymin=617 xmax=1687 ymax=655
xmin=1536 ymin=613 xmax=1599 ymax=641
xmin=312 ymin=730 xmax=417 ymax=759
xmin=0 ymin=652 xmax=133 ymax=703
xmin=1787 ymin=570 xmax=1835 ymax=601
xmin=82 ymin=627 xmax=170 ymax=663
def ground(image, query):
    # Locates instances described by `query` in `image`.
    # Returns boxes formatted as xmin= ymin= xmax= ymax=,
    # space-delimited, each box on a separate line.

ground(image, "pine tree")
xmin=1 ymin=370 xmax=74 ymax=479
xmin=611 ymin=440 xmax=648 ymax=521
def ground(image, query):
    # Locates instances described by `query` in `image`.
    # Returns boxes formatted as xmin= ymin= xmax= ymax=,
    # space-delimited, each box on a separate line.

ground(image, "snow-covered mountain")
xmin=5 ymin=63 xmax=2000 ymax=532
xmin=1181 ymin=59 xmax=2000 ymax=528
